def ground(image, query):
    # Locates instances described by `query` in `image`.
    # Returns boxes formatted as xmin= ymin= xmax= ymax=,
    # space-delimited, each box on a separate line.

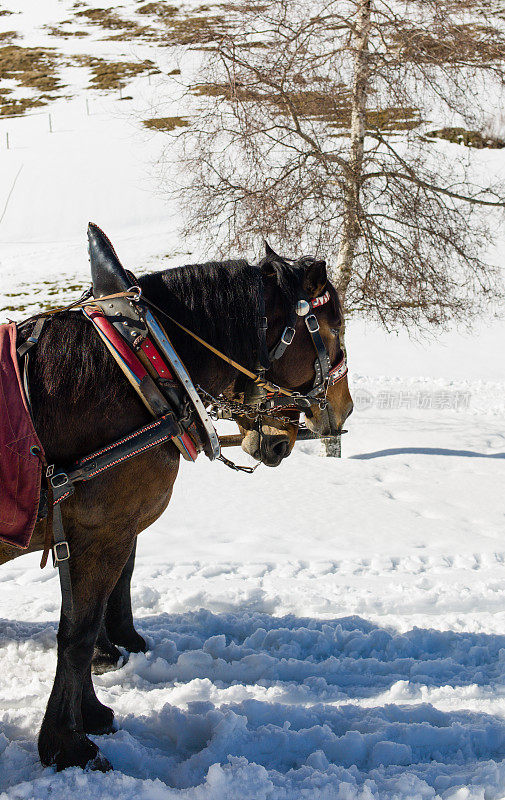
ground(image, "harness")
xmin=137 ymin=289 xmax=348 ymax=416
xmin=15 ymin=224 xmax=348 ymax=621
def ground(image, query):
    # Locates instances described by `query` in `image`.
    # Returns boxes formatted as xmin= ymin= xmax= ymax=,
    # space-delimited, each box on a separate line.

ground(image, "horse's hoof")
xmin=87 ymin=752 xmax=113 ymax=772
xmin=92 ymin=643 xmax=123 ymax=675
xmin=39 ymin=728 xmax=101 ymax=771
xmin=110 ymin=628 xmax=147 ymax=654
xmin=82 ymin=701 xmax=115 ymax=735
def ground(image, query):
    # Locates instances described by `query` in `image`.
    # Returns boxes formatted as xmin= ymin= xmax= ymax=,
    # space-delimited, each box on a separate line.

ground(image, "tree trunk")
xmin=322 ymin=435 xmax=341 ymax=458
xmin=324 ymin=0 xmax=371 ymax=458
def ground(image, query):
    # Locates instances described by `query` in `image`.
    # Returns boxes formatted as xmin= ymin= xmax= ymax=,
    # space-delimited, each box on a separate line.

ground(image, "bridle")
xmin=140 ymin=277 xmax=348 ymax=420
xmin=265 ymin=288 xmax=348 ymax=411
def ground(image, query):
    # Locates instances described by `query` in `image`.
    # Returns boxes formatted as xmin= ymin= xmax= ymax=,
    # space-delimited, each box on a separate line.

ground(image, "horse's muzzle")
xmin=259 ymin=434 xmax=290 ymax=467
xmin=241 ymin=429 xmax=291 ymax=467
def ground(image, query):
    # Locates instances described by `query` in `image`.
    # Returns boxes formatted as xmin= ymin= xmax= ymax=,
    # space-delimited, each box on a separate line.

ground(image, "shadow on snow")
xmin=350 ymin=447 xmax=505 ymax=460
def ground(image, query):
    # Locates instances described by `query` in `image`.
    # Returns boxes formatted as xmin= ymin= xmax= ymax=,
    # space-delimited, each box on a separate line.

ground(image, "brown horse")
xmin=0 ymin=243 xmax=352 ymax=772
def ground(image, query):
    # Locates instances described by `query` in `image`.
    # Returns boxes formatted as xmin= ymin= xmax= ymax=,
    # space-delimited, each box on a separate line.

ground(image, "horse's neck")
xmin=140 ymin=270 xmax=252 ymax=396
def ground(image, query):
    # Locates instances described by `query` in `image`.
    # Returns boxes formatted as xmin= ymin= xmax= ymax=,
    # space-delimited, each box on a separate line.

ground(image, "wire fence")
xmin=0 ymin=85 xmax=138 ymax=150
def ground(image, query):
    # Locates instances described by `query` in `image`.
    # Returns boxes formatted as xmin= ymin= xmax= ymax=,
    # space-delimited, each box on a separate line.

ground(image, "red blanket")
xmin=0 ymin=323 xmax=44 ymax=548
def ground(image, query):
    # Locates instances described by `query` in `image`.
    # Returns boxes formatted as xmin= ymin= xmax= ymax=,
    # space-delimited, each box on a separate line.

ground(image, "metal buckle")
xmin=289 ymin=392 xmax=312 ymax=409
xmin=257 ymin=397 xmax=275 ymax=413
xmin=51 ymin=472 xmax=69 ymax=489
xmin=53 ymin=541 xmax=70 ymax=563
xmin=46 ymin=464 xmax=54 ymax=478
xmin=306 ymin=315 xmax=319 ymax=333
xmin=281 ymin=326 xmax=296 ymax=345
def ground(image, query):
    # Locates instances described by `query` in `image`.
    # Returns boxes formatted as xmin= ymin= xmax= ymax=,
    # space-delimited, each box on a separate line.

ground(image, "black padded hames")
xmin=88 ymin=222 xmax=131 ymax=298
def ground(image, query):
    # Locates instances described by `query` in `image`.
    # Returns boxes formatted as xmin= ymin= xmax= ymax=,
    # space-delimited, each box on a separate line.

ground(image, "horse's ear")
xmin=264 ymin=241 xmax=282 ymax=260
xmin=261 ymin=241 xmax=282 ymax=276
xmin=302 ymin=259 xmax=327 ymax=298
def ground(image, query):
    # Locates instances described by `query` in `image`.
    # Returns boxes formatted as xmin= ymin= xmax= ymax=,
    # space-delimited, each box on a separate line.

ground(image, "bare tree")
xmin=161 ymin=0 xmax=505 ymax=452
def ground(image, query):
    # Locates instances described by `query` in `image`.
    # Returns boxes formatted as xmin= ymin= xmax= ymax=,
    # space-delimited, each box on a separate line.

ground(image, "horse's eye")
xmin=330 ymin=328 xmax=340 ymax=337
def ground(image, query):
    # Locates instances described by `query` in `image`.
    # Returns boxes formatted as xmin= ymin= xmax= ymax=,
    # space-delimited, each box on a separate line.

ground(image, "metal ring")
xmin=128 ymin=285 xmax=142 ymax=302
xmin=51 ymin=473 xmax=69 ymax=489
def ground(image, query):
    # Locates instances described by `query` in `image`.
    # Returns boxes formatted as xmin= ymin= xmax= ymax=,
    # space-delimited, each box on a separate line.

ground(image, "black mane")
xmin=140 ymin=257 xmax=308 ymax=372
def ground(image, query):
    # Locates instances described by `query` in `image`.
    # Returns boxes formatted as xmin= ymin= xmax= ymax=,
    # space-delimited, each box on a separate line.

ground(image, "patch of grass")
xmin=72 ymin=55 xmax=159 ymax=90
xmin=194 ymin=82 xmax=422 ymax=131
xmin=0 ymin=93 xmax=46 ymax=116
xmin=426 ymin=127 xmax=505 ymax=148
xmin=193 ymin=82 xmax=350 ymax=114
xmin=67 ymin=3 xmax=233 ymax=47
xmin=391 ymin=23 xmax=505 ymax=64
xmin=137 ymin=2 xmax=178 ymax=18
xmin=143 ymin=115 xmax=189 ymax=131
xmin=163 ymin=14 xmax=229 ymax=45
xmin=1 ymin=281 xmax=87 ymax=316
xmin=74 ymin=6 xmax=156 ymax=40
xmin=76 ymin=6 xmax=136 ymax=29
xmin=0 ymin=7 xmax=13 ymax=16
xmin=43 ymin=24 xmax=90 ymax=38
xmin=0 ymin=30 xmax=16 ymax=42
xmin=365 ymin=107 xmax=422 ymax=132
xmin=0 ymin=45 xmax=63 ymax=115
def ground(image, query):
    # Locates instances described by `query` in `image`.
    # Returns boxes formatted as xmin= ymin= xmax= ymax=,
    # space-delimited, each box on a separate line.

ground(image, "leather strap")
xmin=140 ymin=296 xmax=298 ymax=399
xmin=83 ymin=306 xmax=172 ymax=418
xmin=51 ymin=413 xmax=181 ymax=493
xmin=15 ymin=289 xmax=138 ymax=331
xmin=269 ymin=326 xmax=295 ymax=361
xmin=51 ymin=500 xmax=74 ymax=621
xmin=305 ymin=314 xmax=330 ymax=386
xmin=43 ymin=412 xmax=182 ymax=622
xmin=17 ymin=317 xmax=46 ymax=358
xmin=83 ymin=306 xmax=199 ymax=461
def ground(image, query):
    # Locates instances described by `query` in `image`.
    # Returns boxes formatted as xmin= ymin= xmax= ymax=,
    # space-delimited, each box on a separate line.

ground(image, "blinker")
xmin=296 ymin=299 xmax=310 ymax=316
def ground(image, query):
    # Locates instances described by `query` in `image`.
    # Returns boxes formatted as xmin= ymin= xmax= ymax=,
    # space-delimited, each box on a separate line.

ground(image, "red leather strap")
xmin=139 ymin=338 xmax=198 ymax=460
xmin=83 ymin=307 xmax=198 ymax=462
xmin=139 ymin=338 xmax=173 ymax=379
xmin=85 ymin=308 xmax=149 ymax=381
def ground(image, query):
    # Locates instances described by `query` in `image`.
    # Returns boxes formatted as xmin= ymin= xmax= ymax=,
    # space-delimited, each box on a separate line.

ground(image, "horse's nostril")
xmin=271 ymin=439 xmax=289 ymax=458
xmin=260 ymin=436 xmax=290 ymax=465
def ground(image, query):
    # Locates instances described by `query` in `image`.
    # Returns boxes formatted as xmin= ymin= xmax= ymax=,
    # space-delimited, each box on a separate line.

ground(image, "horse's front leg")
xmin=38 ymin=527 xmax=136 ymax=772
xmin=81 ymin=668 xmax=115 ymax=735
xmin=92 ymin=539 xmax=146 ymax=674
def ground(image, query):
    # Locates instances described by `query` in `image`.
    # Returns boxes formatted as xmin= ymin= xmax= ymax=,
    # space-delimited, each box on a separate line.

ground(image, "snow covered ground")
xmin=1 ymin=3 xmax=505 ymax=798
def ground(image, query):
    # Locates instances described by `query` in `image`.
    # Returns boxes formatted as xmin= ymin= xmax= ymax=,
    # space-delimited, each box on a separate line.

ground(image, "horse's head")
xmin=239 ymin=244 xmax=353 ymax=466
